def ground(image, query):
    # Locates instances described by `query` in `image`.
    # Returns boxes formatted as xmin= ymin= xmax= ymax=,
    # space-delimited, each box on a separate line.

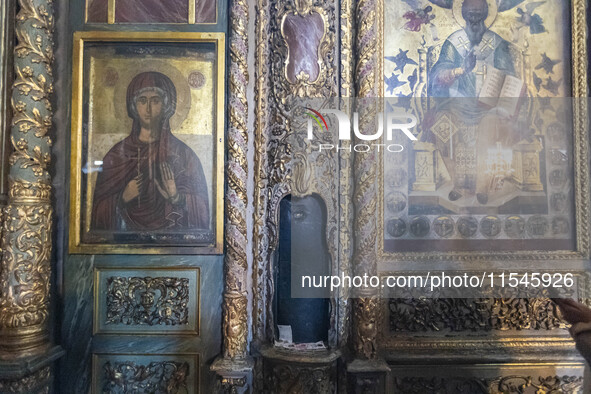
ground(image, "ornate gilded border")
xmin=68 ymin=31 xmax=225 ymax=255
xmin=337 ymin=0 xmax=355 ymax=349
xmin=376 ymin=0 xmax=590 ymax=263
xmin=350 ymin=0 xmax=384 ymax=360
xmin=378 ymin=269 xmax=590 ymax=352
xmin=252 ymin=0 xmax=272 ymax=347
xmin=387 ymin=363 xmax=585 ymax=393
xmin=252 ymin=0 xmax=339 ymax=347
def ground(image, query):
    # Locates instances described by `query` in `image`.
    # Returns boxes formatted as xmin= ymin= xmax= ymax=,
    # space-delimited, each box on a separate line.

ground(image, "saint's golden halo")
xmin=113 ymin=60 xmax=192 ymax=131
xmin=452 ymin=0 xmax=498 ymax=30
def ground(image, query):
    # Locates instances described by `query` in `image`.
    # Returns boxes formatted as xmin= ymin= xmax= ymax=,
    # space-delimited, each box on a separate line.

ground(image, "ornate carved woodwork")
xmin=102 ymin=361 xmax=190 ymax=394
xmin=0 ymin=366 xmax=51 ymax=394
xmin=252 ymin=0 xmax=338 ymax=346
xmin=105 ymin=276 xmax=190 ymax=327
xmin=0 ymin=0 xmax=54 ymax=353
xmin=261 ymin=347 xmax=340 ymax=394
xmin=389 ymin=298 xmax=567 ymax=332
xmin=222 ymin=0 xmax=249 ymax=361
xmin=391 ymin=375 xmax=584 ymax=394
xmin=351 ymin=0 xmax=381 ymax=360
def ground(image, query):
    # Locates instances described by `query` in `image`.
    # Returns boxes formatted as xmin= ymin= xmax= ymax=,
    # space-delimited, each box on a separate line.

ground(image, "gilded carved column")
xmin=222 ymin=0 xmax=249 ymax=359
xmin=0 ymin=0 xmax=54 ymax=354
xmin=351 ymin=0 xmax=379 ymax=361
xmin=0 ymin=0 xmax=62 ymax=392
xmin=212 ymin=0 xmax=253 ymax=391
xmin=348 ymin=0 xmax=390 ymax=391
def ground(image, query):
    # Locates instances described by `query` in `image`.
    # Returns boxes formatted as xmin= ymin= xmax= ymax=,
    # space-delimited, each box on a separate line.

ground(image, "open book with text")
xmin=478 ymin=67 xmax=526 ymax=116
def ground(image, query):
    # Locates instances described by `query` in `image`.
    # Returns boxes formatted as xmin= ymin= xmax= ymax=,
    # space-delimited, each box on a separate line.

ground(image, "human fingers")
xmin=553 ymin=298 xmax=591 ymax=324
xmin=160 ymin=163 xmax=172 ymax=181
xmin=164 ymin=162 xmax=174 ymax=180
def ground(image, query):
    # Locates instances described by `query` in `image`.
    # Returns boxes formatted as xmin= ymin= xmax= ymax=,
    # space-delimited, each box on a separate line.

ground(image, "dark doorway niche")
xmin=274 ymin=194 xmax=330 ymax=344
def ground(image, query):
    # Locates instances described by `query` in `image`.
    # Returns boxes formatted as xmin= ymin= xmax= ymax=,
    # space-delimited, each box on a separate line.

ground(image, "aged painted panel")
xmin=380 ymin=0 xmax=588 ymax=256
xmin=69 ymin=32 xmax=225 ymax=254
xmin=86 ymin=0 xmax=216 ymax=23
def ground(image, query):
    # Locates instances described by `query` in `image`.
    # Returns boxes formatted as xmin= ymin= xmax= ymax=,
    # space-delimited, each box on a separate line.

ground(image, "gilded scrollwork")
xmin=223 ymin=294 xmax=248 ymax=359
xmin=351 ymin=0 xmax=381 ymax=360
xmin=102 ymin=361 xmax=189 ymax=394
xmin=253 ymin=0 xmax=338 ymax=349
xmin=571 ymin=0 xmax=590 ymax=260
xmin=353 ymin=297 xmax=379 ymax=359
xmin=252 ymin=0 xmax=272 ymax=346
xmin=391 ymin=375 xmax=583 ymax=394
xmin=0 ymin=199 xmax=51 ymax=329
xmin=337 ymin=0 xmax=355 ymax=349
xmin=222 ymin=0 xmax=249 ymax=362
xmin=221 ymin=376 xmax=247 ymax=394
xmin=389 ymin=298 xmax=566 ymax=333
xmin=0 ymin=0 xmax=54 ymax=353
xmin=105 ymin=276 xmax=190 ymax=326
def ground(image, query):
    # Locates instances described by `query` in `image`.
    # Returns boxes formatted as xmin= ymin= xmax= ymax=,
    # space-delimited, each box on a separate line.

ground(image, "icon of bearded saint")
xmin=421 ymin=0 xmax=530 ymax=204
xmin=428 ymin=0 xmax=522 ymax=97
xmin=91 ymin=72 xmax=210 ymax=232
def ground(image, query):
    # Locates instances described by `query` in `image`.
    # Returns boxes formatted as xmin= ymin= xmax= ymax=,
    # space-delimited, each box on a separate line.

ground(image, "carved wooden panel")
xmin=94 ymin=268 xmax=200 ymax=335
xmin=93 ymin=354 xmax=199 ymax=394
xmin=388 ymin=364 xmax=585 ymax=394
xmin=389 ymin=298 xmax=566 ymax=333
xmin=262 ymin=349 xmax=339 ymax=394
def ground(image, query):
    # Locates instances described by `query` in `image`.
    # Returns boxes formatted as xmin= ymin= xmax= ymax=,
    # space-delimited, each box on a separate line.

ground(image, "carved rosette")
xmin=222 ymin=0 xmax=249 ymax=361
xmin=0 ymin=0 xmax=54 ymax=352
xmin=351 ymin=0 xmax=380 ymax=360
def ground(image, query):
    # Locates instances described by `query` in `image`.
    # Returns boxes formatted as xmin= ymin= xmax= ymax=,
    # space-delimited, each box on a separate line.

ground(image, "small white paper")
xmin=277 ymin=325 xmax=293 ymax=343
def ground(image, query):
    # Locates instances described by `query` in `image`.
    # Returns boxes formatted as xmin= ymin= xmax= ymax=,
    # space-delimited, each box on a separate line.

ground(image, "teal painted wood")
xmin=0 ymin=0 xmax=14 ymax=204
